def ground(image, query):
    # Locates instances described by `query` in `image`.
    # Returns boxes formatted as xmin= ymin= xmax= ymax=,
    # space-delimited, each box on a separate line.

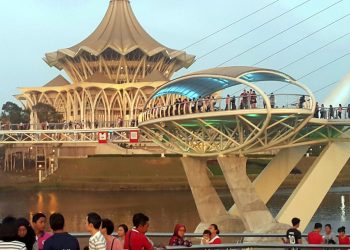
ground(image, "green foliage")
xmin=32 ymin=102 xmax=63 ymax=123
xmin=1 ymin=101 xmax=30 ymax=124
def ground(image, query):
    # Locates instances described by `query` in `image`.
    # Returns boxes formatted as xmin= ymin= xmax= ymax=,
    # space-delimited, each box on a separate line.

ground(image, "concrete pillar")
xmin=277 ymin=142 xmax=350 ymax=231
xmin=181 ymin=157 xmax=243 ymax=232
xmin=229 ymin=146 xmax=308 ymax=216
xmin=217 ymin=155 xmax=276 ymax=232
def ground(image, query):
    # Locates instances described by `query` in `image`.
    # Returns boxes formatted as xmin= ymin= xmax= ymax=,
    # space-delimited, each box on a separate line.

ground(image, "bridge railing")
xmin=139 ymin=94 xmax=312 ymax=123
xmin=0 ymin=120 xmax=139 ymax=131
xmin=316 ymin=106 xmax=350 ymax=119
xmin=70 ymin=232 xmax=349 ymax=249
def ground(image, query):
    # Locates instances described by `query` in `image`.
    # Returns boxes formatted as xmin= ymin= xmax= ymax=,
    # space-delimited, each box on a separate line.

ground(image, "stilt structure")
xmin=229 ymin=146 xmax=309 ymax=216
xmin=181 ymin=157 xmax=244 ymax=232
xmin=277 ymin=142 xmax=350 ymax=231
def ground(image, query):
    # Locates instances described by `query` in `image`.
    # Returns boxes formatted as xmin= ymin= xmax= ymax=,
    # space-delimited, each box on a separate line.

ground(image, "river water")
xmin=0 ymin=188 xmax=349 ymax=233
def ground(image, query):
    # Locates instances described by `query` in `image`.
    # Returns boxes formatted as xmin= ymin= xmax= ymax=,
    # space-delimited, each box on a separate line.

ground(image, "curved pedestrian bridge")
xmin=138 ymin=66 xmax=350 ymax=156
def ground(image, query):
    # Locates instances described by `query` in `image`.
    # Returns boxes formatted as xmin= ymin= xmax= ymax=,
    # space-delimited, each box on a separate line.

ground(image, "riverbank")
xmin=0 ymin=155 xmax=349 ymax=191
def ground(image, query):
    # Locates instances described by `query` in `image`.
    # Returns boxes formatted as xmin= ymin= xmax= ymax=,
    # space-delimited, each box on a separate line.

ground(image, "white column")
xmin=277 ymin=142 xmax=350 ymax=231
xmin=217 ymin=155 xmax=277 ymax=232
xmin=229 ymin=146 xmax=309 ymax=216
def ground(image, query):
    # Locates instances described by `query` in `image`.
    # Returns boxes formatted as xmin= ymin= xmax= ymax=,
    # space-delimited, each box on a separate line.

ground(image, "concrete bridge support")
xmin=229 ymin=146 xmax=309 ymax=216
xmin=276 ymin=142 xmax=350 ymax=231
xmin=217 ymin=155 xmax=280 ymax=232
xmin=181 ymin=157 xmax=244 ymax=233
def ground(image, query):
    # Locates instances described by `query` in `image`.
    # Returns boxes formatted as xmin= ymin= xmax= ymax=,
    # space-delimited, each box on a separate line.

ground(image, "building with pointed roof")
xmin=17 ymin=0 xmax=195 ymax=126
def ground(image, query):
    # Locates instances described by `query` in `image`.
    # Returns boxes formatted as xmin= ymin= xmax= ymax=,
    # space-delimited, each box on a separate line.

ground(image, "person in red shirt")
xmin=338 ymin=226 xmax=350 ymax=245
xmin=307 ymin=223 xmax=324 ymax=245
xmin=124 ymin=213 xmax=152 ymax=250
xmin=208 ymin=224 xmax=222 ymax=244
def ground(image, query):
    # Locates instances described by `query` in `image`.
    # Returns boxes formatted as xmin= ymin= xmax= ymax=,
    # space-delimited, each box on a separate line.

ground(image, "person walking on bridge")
xmin=230 ymin=95 xmax=236 ymax=110
xmin=338 ymin=104 xmax=343 ymax=119
xmin=329 ymin=105 xmax=334 ymax=119
xmin=269 ymin=93 xmax=275 ymax=108
xmin=225 ymin=95 xmax=230 ymax=110
xmin=320 ymin=104 xmax=326 ymax=119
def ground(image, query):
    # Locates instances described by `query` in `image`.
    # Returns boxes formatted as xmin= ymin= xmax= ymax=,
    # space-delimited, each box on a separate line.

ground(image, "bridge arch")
xmin=139 ymin=66 xmax=316 ymax=156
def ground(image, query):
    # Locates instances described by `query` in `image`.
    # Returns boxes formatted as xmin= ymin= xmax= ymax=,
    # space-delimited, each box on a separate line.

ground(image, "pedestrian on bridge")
xmin=269 ymin=93 xmax=275 ymax=108
xmin=329 ymin=105 xmax=334 ymax=119
xmin=230 ymin=95 xmax=236 ymax=110
xmin=320 ymin=104 xmax=326 ymax=119
xmin=338 ymin=104 xmax=343 ymax=119
xmin=225 ymin=95 xmax=230 ymax=110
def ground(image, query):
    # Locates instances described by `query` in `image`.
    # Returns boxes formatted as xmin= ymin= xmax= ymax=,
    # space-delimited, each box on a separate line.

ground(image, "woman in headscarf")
xmin=16 ymin=218 xmax=36 ymax=250
xmin=169 ymin=224 xmax=191 ymax=247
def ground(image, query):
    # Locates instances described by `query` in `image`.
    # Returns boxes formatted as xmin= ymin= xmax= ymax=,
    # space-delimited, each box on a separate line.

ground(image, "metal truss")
xmin=140 ymin=109 xmax=313 ymax=157
xmin=267 ymin=119 xmax=350 ymax=151
xmin=0 ymin=128 xmax=139 ymax=144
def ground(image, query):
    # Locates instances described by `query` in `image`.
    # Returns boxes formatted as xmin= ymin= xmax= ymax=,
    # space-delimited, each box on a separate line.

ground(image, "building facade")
xmin=17 ymin=0 xmax=195 ymax=127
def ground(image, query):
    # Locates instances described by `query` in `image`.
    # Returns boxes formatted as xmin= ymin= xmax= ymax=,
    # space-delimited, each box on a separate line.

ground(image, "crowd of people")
xmin=284 ymin=217 xmax=349 ymax=246
xmin=314 ymin=102 xmax=350 ymax=119
xmin=0 ymin=118 xmax=139 ymax=131
xmin=0 ymin=212 xmax=222 ymax=250
xmin=145 ymin=90 xmax=313 ymax=120
xmin=2 ymin=212 xmax=350 ymax=249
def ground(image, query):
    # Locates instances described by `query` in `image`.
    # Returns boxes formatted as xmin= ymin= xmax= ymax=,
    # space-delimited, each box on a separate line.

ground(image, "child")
xmin=201 ymin=230 xmax=211 ymax=245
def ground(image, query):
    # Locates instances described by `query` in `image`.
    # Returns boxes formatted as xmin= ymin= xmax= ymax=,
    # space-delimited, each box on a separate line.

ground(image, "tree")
xmin=1 ymin=101 xmax=30 ymax=124
xmin=32 ymin=102 xmax=63 ymax=123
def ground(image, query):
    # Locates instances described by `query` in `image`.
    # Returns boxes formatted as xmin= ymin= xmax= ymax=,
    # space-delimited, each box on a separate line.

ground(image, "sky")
xmin=1 ymin=0 xmax=350 ymax=106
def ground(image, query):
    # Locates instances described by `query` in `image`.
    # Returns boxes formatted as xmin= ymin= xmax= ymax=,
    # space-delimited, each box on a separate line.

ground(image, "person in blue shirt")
xmin=44 ymin=213 xmax=80 ymax=250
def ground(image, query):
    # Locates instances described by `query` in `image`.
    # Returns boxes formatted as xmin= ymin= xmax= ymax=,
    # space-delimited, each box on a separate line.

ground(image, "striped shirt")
xmin=0 ymin=240 xmax=26 ymax=249
xmin=89 ymin=231 xmax=106 ymax=250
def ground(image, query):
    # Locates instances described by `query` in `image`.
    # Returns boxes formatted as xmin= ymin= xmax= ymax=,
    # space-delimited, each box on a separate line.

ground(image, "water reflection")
xmin=341 ymin=195 xmax=346 ymax=222
xmin=0 ymin=189 xmax=349 ymax=233
xmin=0 ymin=190 xmax=200 ymax=232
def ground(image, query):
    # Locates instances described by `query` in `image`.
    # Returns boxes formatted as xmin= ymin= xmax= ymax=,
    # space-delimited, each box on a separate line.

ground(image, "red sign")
xmin=98 ymin=132 xmax=108 ymax=144
xmin=129 ymin=130 xmax=139 ymax=143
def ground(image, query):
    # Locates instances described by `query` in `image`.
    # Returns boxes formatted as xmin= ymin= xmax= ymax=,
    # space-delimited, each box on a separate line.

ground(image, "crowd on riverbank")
xmin=1 ymin=212 xmax=350 ymax=250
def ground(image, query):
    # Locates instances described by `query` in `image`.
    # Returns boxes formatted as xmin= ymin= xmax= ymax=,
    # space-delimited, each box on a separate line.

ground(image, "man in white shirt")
xmin=86 ymin=212 xmax=106 ymax=250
